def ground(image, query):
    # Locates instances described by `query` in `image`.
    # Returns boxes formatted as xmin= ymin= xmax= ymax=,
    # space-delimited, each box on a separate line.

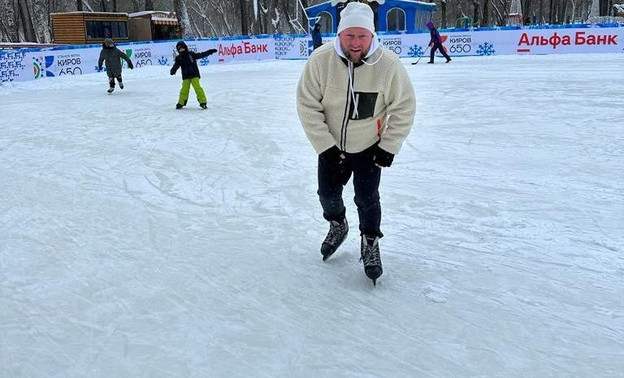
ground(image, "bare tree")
xmin=18 ymin=0 xmax=37 ymax=42
xmin=523 ymin=0 xmax=532 ymax=22
xmin=483 ymin=0 xmax=490 ymax=25
xmin=239 ymin=0 xmax=248 ymax=35
xmin=174 ymin=0 xmax=193 ymax=38
xmin=473 ymin=0 xmax=480 ymax=25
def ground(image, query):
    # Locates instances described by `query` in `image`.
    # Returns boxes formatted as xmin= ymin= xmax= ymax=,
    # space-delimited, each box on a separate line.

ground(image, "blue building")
xmin=305 ymin=0 xmax=437 ymax=34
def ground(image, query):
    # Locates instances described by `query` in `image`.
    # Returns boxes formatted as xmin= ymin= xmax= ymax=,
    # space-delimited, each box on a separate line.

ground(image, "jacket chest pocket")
xmin=349 ymin=92 xmax=378 ymax=120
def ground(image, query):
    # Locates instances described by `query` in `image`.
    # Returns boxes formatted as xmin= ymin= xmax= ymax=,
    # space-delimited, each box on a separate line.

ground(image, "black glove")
xmin=320 ymin=146 xmax=344 ymax=165
xmin=170 ymin=69 xmax=175 ymax=76
xmin=374 ymin=146 xmax=394 ymax=167
xmin=128 ymin=62 xmax=134 ymax=69
xmin=207 ymin=48 xmax=217 ymax=55
xmin=98 ymin=66 xmax=102 ymax=71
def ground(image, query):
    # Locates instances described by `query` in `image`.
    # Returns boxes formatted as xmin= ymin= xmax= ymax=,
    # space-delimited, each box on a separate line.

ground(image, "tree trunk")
xmin=522 ymin=0 xmax=532 ymax=22
xmin=300 ymin=0 xmax=309 ymax=26
xmin=239 ymin=0 xmax=248 ymax=36
xmin=472 ymin=0 xmax=480 ymax=26
xmin=174 ymin=0 xmax=193 ymax=38
xmin=77 ymin=0 xmax=83 ymax=11
xmin=18 ymin=0 xmax=37 ymax=42
xmin=559 ymin=0 xmax=568 ymax=22
xmin=482 ymin=0 xmax=489 ymax=25
xmin=146 ymin=0 xmax=155 ymax=11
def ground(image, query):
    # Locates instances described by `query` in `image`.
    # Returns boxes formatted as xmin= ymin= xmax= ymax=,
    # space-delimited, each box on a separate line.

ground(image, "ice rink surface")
xmin=1 ymin=53 xmax=623 ymax=377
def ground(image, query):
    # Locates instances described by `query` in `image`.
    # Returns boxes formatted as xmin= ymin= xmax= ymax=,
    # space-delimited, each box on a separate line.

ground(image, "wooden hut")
xmin=128 ymin=11 xmax=181 ymax=42
xmin=51 ymin=12 xmax=129 ymax=45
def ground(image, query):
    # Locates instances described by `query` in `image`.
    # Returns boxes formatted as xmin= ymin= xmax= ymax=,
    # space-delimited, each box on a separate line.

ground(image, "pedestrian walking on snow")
xmin=296 ymin=2 xmax=416 ymax=285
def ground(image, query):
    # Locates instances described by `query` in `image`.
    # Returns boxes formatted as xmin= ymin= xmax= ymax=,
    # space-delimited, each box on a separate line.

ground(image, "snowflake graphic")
xmin=199 ymin=57 xmax=210 ymax=66
xmin=158 ymin=56 xmax=169 ymax=66
xmin=408 ymin=45 xmax=425 ymax=58
xmin=476 ymin=42 xmax=496 ymax=56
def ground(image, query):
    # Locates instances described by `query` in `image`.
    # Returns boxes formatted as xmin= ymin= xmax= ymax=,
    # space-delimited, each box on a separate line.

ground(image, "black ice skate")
xmin=119 ymin=82 xmax=124 ymax=89
xmin=321 ymin=218 xmax=348 ymax=261
xmin=107 ymin=87 xmax=114 ymax=94
xmin=176 ymin=103 xmax=184 ymax=109
xmin=360 ymin=235 xmax=383 ymax=285
xmin=200 ymin=103 xmax=207 ymax=109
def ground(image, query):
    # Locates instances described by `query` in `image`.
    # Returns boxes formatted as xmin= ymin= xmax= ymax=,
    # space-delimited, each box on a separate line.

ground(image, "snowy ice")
xmin=1 ymin=53 xmax=623 ymax=377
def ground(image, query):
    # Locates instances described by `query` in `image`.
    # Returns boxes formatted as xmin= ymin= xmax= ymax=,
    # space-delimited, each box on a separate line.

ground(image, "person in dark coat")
xmin=98 ymin=38 xmax=133 ymax=93
xmin=312 ymin=23 xmax=323 ymax=50
xmin=426 ymin=21 xmax=451 ymax=64
xmin=170 ymin=41 xmax=217 ymax=109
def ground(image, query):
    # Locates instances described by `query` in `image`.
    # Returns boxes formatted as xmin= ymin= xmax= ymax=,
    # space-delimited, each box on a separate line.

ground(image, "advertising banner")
xmin=1 ymin=26 xmax=622 ymax=83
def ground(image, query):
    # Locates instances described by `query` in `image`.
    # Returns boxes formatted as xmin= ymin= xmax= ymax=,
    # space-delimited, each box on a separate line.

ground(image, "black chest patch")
xmin=349 ymin=92 xmax=378 ymax=120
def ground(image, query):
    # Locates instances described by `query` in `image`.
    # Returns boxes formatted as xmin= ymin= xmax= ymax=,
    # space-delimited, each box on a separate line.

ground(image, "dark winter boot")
xmin=446 ymin=58 xmax=452 ymax=63
xmin=176 ymin=103 xmax=184 ymax=109
xmin=360 ymin=235 xmax=382 ymax=284
xmin=427 ymin=61 xmax=434 ymax=64
xmin=200 ymin=103 xmax=207 ymax=109
xmin=107 ymin=87 xmax=114 ymax=93
xmin=119 ymin=82 xmax=124 ymax=89
xmin=321 ymin=218 xmax=348 ymax=261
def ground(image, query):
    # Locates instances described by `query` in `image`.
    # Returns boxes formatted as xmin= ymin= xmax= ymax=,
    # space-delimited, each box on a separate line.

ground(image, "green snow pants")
xmin=178 ymin=77 xmax=207 ymax=105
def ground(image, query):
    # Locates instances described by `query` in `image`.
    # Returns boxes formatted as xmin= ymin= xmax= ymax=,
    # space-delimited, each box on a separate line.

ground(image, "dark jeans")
xmin=430 ymin=42 xmax=451 ymax=62
xmin=317 ymin=144 xmax=383 ymax=238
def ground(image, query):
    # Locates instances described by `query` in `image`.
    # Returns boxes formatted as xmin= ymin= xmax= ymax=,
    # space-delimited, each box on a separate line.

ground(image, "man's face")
xmin=338 ymin=27 xmax=373 ymax=63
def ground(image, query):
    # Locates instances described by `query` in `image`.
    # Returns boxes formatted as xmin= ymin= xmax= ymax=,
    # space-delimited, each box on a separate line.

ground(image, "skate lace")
xmin=324 ymin=220 xmax=347 ymax=246
xmin=360 ymin=237 xmax=381 ymax=267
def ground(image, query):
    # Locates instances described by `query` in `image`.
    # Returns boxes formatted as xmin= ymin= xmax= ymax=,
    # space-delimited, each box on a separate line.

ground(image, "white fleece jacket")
xmin=296 ymin=40 xmax=415 ymax=155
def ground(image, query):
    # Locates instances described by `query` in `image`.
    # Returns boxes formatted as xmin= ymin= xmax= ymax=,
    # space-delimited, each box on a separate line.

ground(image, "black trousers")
xmin=317 ymin=144 xmax=383 ymax=238
xmin=430 ymin=42 xmax=451 ymax=62
xmin=108 ymin=75 xmax=123 ymax=87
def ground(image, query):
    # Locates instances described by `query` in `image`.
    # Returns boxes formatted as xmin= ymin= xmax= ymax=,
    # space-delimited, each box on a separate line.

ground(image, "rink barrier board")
xmin=1 ymin=24 xmax=623 ymax=83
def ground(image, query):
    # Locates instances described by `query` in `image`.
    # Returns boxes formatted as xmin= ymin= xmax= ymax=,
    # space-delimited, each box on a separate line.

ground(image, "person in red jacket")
xmin=426 ymin=21 xmax=451 ymax=64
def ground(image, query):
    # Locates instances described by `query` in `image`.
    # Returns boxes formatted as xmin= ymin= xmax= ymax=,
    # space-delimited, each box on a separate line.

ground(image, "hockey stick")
xmin=412 ymin=45 xmax=430 ymax=65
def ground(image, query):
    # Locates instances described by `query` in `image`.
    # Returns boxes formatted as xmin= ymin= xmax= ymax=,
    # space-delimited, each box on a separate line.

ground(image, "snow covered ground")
xmin=1 ymin=53 xmax=623 ymax=377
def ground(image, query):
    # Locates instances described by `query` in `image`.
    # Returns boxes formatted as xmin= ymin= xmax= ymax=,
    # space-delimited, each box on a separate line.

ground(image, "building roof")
xmin=128 ymin=10 xmax=176 ymax=18
xmin=331 ymin=0 xmax=385 ymax=5
xmin=51 ymin=11 xmax=128 ymax=16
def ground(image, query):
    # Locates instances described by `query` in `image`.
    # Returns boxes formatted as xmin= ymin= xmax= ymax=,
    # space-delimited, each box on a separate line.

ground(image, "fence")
xmin=1 ymin=24 xmax=622 ymax=83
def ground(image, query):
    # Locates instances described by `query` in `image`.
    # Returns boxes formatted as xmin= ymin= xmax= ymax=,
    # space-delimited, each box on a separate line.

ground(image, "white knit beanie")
xmin=337 ymin=2 xmax=375 ymax=35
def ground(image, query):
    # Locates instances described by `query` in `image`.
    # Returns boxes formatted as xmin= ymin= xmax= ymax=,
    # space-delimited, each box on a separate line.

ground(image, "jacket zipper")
xmin=339 ymin=62 xmax=354 ymax=151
